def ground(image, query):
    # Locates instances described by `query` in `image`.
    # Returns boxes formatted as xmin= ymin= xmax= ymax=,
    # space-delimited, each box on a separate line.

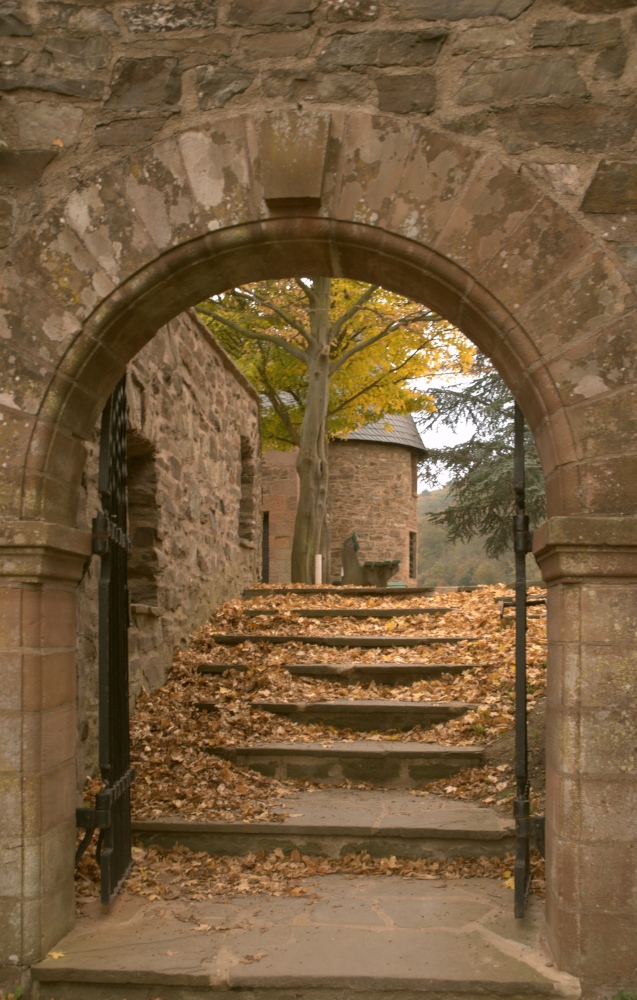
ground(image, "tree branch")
xmin=197 ymin=305 xmax=308 ymax=363
xmin=234 ymin=288 xmax=312 ymax=344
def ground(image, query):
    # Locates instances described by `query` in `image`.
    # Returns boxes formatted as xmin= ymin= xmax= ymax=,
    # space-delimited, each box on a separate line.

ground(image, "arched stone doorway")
xmin=1 ymin=112 xmax=635 ymax=987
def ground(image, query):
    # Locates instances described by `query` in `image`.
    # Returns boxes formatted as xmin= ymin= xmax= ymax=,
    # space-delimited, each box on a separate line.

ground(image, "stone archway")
xmin=1 ymin=112 xmax=635 ymax=985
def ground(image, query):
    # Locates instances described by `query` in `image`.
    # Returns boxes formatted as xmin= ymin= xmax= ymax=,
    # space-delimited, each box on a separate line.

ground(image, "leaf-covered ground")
xmin=127 ymin=585 xmax=546 ymax=823
xmin=78 ymin=584 xmax=547 ymax=904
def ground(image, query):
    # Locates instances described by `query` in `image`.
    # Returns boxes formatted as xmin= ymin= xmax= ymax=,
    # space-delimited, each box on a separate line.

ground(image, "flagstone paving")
xmin=36 ymin=877 xmax=577 ymax=1000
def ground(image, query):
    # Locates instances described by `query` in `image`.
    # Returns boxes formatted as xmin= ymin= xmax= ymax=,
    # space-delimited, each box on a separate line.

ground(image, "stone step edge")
xmin=199 ymin=662 xmax=480 ymax=675
xmin=213 ymin=741 xmax=484 ymax=760
xmin=131 ymin=817 xmax=513 ymax=842
xmin=212 ymin=634 xmax=478 ymax=647
xmin=248 ymin=700 xmax=477 ymax=713
xmin=243 ymin=607 xmax=453 ymax=617
xmin=243 ymin=586 xmax=437 ymax=597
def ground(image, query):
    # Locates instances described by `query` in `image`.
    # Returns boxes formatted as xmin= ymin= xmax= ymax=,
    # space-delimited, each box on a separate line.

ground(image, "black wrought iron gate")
xmin=76 ymin=375 xmax=135 ymax=905
xmin=512 ymin=403 xmax=545 ymax=918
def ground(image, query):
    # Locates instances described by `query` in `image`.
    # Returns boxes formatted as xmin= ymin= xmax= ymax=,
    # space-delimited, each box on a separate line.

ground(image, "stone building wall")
xmin=328 ymin=441 xmax=419 ymax=584
xmin=75 ymin=310 xmax=261 ymax=783
xmin=262 ymin=442 xmax=418 ymax=584
xmin=261 ymin=448 xmax=300 ymax=584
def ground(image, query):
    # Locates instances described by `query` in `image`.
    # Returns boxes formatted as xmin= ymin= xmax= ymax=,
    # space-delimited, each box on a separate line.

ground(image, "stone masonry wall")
xmin=75 ymin=310 xmax=261 ymax=783
xmin=2 ymin=0 xmax=637 ymax=277
xmin=328 ymin=441 xmax=419 ymax=585
xmin=261 ymin=448 xmax=300 ymax=585
xmin=262 ymin=442 xmax=418 ymax=584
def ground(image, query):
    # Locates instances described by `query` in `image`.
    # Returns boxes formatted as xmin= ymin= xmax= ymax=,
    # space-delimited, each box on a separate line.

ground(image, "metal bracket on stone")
xmin=75 ymin=768 xmax=135 ymax=865
xmin=258 ymin=111 xmax=331 ymax=207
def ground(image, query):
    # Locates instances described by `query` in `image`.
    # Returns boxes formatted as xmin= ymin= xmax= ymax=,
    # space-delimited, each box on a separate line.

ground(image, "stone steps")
xmin=212 ymin=632 xmax=477 ymax=648
xmin=199 ymin=661 xmax=478 ymax=683
xmin=197 ymin=698 xmax=475 ymax=732
xmin=211 ymin=741 xmax=484 ymax=786
xmin=243 ymin=606 xmax=452 ymax=618
xmin=132 ymin=789 xmax=514 ymax=860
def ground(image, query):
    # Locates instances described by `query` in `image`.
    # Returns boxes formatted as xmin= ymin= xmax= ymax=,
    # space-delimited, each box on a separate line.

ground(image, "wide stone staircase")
xmin=132 ymin=586 xmax=515 ymax=862
xmin=33 ymin=584 xmax=566 ymax=1000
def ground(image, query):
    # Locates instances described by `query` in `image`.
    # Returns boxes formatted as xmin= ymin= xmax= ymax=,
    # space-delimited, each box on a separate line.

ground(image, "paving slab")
xmin=199 ymin=662 xmax=477 ymax=682
xmin=234 ymin=698 xmax=476 ymax=731
xmin=32 ymin=876 xmax=580 ymax=1000
xmin=213 ymin=741 xmax=484 ymax=786
xmin=132 ymin=789 xmax=514 ymax=859
xmin=212 ymin=633 xmax=478 ymax=648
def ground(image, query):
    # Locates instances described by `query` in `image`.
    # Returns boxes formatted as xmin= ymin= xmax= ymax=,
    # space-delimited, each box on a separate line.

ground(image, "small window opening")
xmin=239 ymin=436 xmax=256 ymax=541
xmin=409 ymin=531 xmax=417 ymax=580
xmin=127 ymin=431 xmax=160 ymax=605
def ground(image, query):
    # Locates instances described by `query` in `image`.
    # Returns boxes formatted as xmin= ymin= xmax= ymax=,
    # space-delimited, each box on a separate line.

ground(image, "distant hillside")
xmin=417 ymin=489 xmax=542 ymax=587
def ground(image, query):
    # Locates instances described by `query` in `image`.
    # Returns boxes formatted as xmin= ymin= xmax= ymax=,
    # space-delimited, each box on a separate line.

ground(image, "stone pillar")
xmin=535 ymin=516 xmax=637 ymax=987
xmin=0 ymin=522 xmax=91 ymax=969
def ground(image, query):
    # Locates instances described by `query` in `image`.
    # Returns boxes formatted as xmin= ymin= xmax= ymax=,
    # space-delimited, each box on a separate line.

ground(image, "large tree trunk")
xmin=291 ymin=278 xmax=332 ymax=583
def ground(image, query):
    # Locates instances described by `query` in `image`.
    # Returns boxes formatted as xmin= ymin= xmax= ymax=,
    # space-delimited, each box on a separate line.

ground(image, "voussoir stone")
xmin=195 ymin=65 xmax=253 ymax=109
xmin=39 ymin=35 xmax=111 ymax=73
xmin=227 ymin=0 xmax=319 ymax=28
xmin=94 ymin=116 xmax=167 ymax=146
xmin=532 ymin=17 xmax=621 ymax=46
xmin=581 ymin=160 xmax=637 ymax=213
xmin=121 ymin=1 xmax=217 ymax=33
xmin=456 ymin=54 xmax=587 ymax=105
xmin=395 ymin=0 xmax=533 ymax=19
xmin=319 ymin=29 xmax=446 ymax=67
xmin=377 ymin=72 xmax=436 ymax=114
xmin=106 ymin=56 xmax=182 ymax=108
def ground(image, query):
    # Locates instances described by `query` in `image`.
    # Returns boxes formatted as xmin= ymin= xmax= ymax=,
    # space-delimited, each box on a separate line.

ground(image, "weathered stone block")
xmin=560 ymin=0 xmax=634 ymax=10
xmin=37 ymin=3 xmax=119 ymax=35
xmin=0 ymin=71 xmax=103 ymax=98
xmin=456 ymin=55 xmax=586 ymax=104
xmin=122 ymin=1 xmax=217 ymax=33
xmin=39 ymin=35 xmax=111 ymax=73
xmin=0 ymin=197 xmax=12 ymax=247
xmin=0 ymin=3 xmax=32 ymax=35
xmin=377 ymin=73 xmax=436 ymax=114
xmin=451 ymin=25 xmax=519 ymax=53
xmin=327 ymin=0 xmax=378 ymax=20
xmin=17 ymin=101 xmax=84 ymax=149
xmin=106 ymin=57 xmax=181 ymax=108
xmin=227 ymin=0 xmax=319 ymax=28
xmin=196 ymin=65 xmax=253 ymax=109
xmin=394 ymin=0 xmax=532 ymax=18
xmin=532 ymin=18 xmax=621 ymax=47
xmin=263 ymin=68 xmax=368 ymax=102
xmin=241 ymin=31 xmax=314 ymax=57
xmin=94 ymin=116 xmax=167 ymax=146
xmin=489 ymin=103 xmax=637 ymax=153
xmin=594 ymin=43 xmax=627 ymax=78
xmin=582 ymin=160 xmax=637 ymax=213
xmin=0 ymin=150 xmax=57 ymax=188
xmin=0 ymin=41 xmax=27 ymax=63
xmin=319 ymin=29 xmax=446 ymax=67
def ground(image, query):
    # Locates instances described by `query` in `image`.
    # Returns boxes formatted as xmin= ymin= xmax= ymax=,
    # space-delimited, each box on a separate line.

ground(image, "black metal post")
xmin=513 ymin=402 xmax=532 ymax=917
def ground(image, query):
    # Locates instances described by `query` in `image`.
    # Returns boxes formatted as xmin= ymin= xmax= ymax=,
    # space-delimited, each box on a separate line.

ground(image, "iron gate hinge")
xmin=513 ymin=513 xmax=533 ymax=554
